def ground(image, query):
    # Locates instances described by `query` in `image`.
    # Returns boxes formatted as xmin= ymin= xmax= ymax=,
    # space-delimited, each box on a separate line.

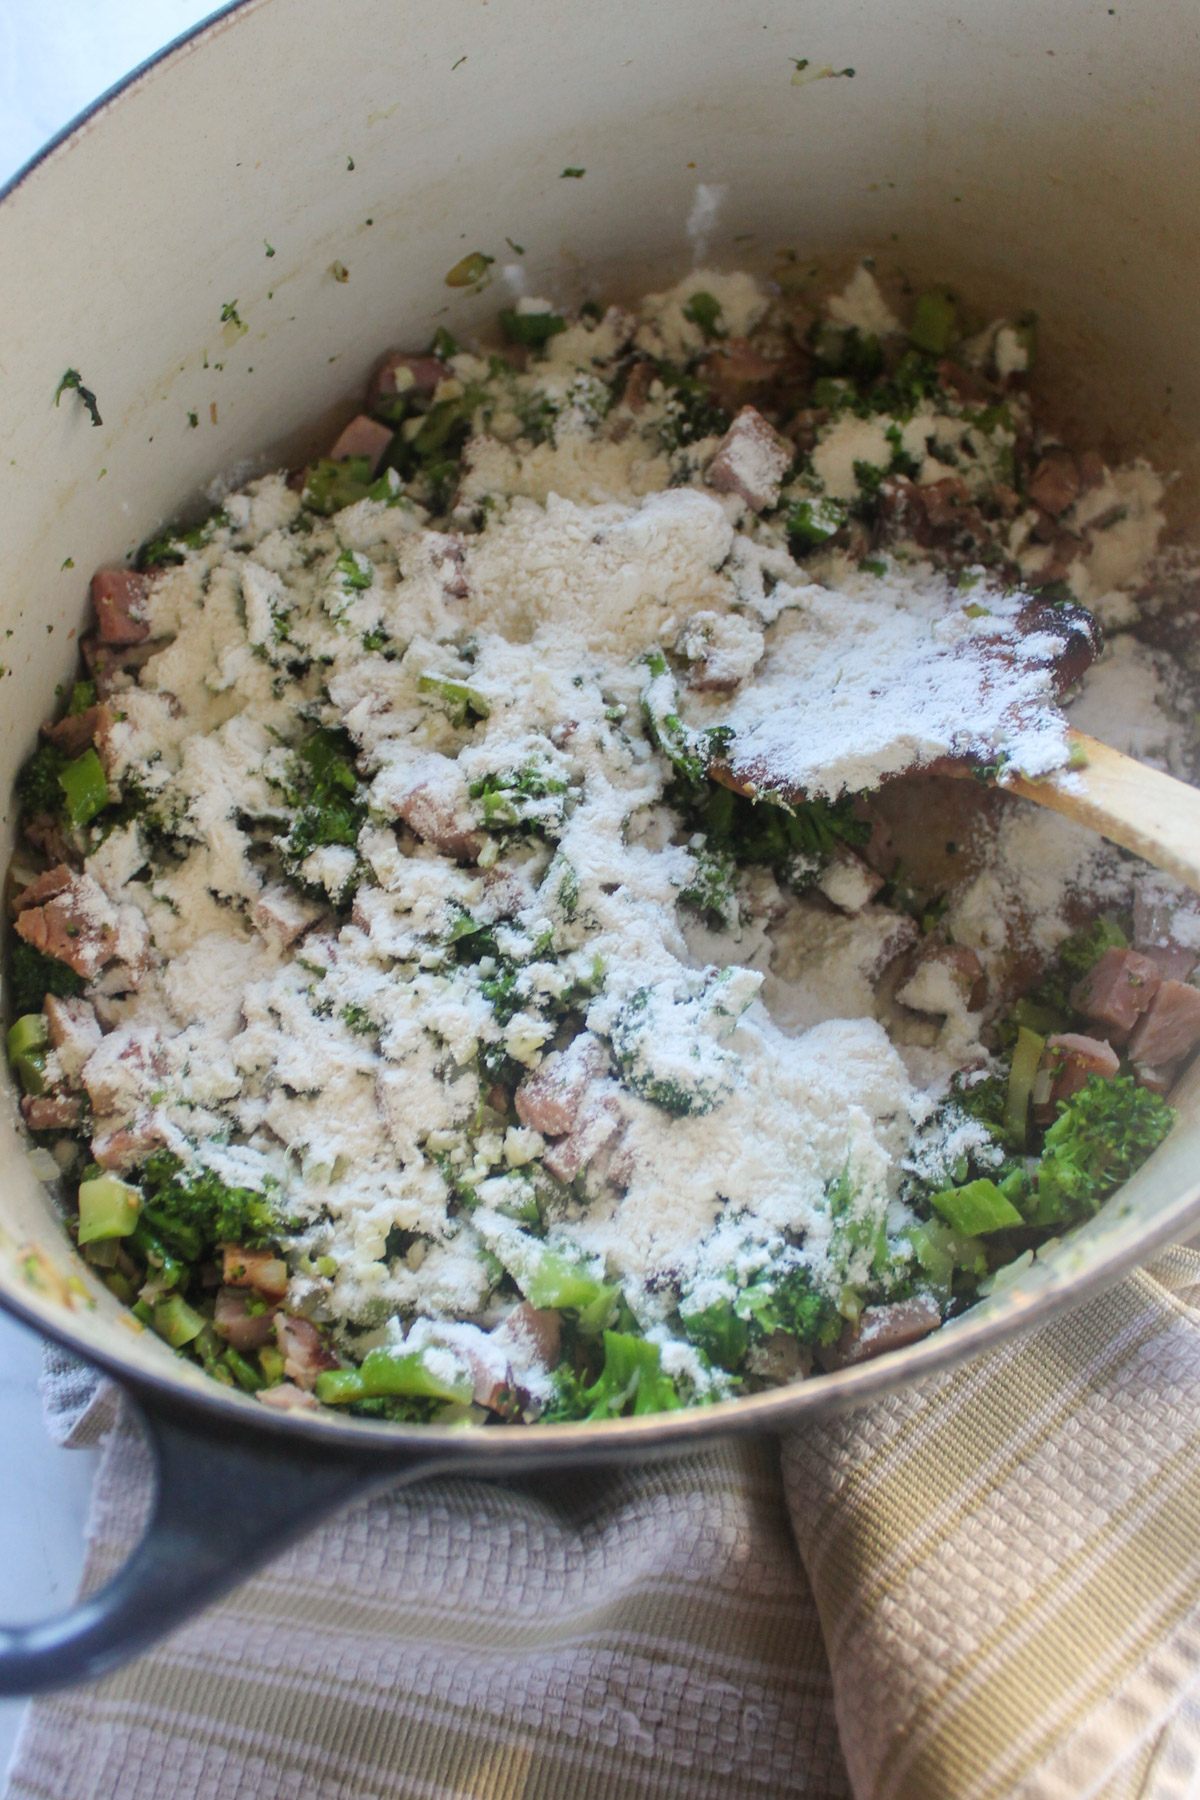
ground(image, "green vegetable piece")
xmin=1008 ymin=997 xmax=1067 ymax=1039
xmin=302 ymin=455 xmax=375 ymax=516
xmin=417 ymin=672 xmax=491 ymax=726
xmin=334 ymin=549 xmax=373 ymax=591
xmin=17 ymin=741 xmax=67 ymax=821
xmin=1029 ymin=1074 xmax=1174 ymax=1228
xmin=432 ymin=326 xmax=460 ymax=359
xmin=680 ymin=1297 xmax=747 ymax=1371
xmin=581 ymin=1331 xmax=680 ymax=1419
xmin=12 ymin=1052 xmax=48 ymax=1095
xmin=499 ymin=310 xmax=568 ymax=347
xmin=787 ymin=496 xmax=848 ymax=546
xmin=930 ymin=1178 xmax=1024 ymax=1236
xmin=54 ymin=368 xmax=102 ymax=427
xmin=129 ymin=1220 xmax=186 ymax=1290
xmin=9 ymin=944 xmax=83 ymax=1019
xmin=905 ymin=1219 xmax=987 ymax=1292
xmin=77 ymin=1175 xmax=142 ymax=1245
xmin=1004 ymin=1025 xmax=1046 ymax=1152
xmin=152 ymin=1294 xmax=206 ymax=1349
xmin=909 ymin=287 xmax=958 ymax=355
xmin=67 ymin=680 xmax=97 ymax=716
xmin=682 ymin=291 xmax=726 ymax=339
xmin=223 ymin=1348 xmax=265 ymax=1393
xmin=358 ymin=1345 xmax=474 ymax=1404
xmin=522 ymin=1250 xmax=615 ymax=1317
xmin=7 ymin=1014 xmax=50 ymax=1063
xmin=58 ymin=748 xmax=111 ymax=828
xmin=137 ymin=1149 xmax=278 ymax=1255
xmin=444 ymin=251 xmax=494 ymax=287
xmin=314 ymin=1367 xmax=368 ymax=1404
xmin=259 ymin=1344 xmax=286 ymax=1385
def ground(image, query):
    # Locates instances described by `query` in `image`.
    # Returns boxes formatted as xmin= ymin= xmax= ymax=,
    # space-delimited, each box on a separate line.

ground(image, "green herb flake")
xmin=561 ymin=167 xmax=586 ymax=179
xmin=54 ymin=369 xmax=102 ymax=428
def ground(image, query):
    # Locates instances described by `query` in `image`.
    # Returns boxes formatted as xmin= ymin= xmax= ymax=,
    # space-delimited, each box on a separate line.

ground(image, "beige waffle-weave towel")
xmin=8 ymin=1251 xmax=1200 ymax=1800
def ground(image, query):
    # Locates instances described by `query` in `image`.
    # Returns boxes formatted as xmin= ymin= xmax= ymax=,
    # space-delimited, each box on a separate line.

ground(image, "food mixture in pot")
xmin=8 ymin=264 xmax=1197 ymax=1422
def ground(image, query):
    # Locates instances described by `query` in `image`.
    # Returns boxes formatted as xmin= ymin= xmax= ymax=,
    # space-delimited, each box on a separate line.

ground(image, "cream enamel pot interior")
xmin=2 ymin=0 xmax=1200 ymax=1695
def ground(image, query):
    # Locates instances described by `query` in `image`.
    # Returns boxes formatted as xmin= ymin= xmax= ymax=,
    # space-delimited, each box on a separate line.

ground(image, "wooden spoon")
xmin=1003 ymin=730 xmax=1200 ymax=896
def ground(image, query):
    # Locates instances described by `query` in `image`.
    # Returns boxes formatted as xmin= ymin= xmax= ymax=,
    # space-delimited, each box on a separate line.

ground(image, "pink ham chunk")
xmin=389 ymin=754 xmax=483 ymax=863
xmin=705 ymin=406 xmax=794 ymax=512
xmin=820 ymin=1297 xmax=942 ymax=1372
xmin=252 ymin=885 xmax=320 ymax=950
xmin=91 ymin=1116 xmax=170 ymax=1173
xmin=14 ymin=871 xmax=120 ymax=981
xmin=1035 ymin=1033 xmax=1120 ymax=1120
xmin=41 ymin=702 xmax=112 ymax=761
xmin=327 ymin=413 xmax=394 ymax=472
xmin=21 ymin=1094 xmax=84 ymax=1131
xmin=542 ymin=1096 xmax=622 ymax=1184
xmin=91 ymin=567 xmax=151 ymax=646
xmin=256 ymin=1383 xmax=319 ymax=1412
xmin=43 ymin=994 xmax=102 ymax=1084
xmin=13 ymin=865 xmax=76 ymax=914
xmin=275 ymin=1315 xmax=339 ymax=1390
xmin=222 ymin=1245 xmax=289 ymax=1299
xmin=213 ymin=1288 xmax=278 ymax=1351
xmin=514 ymin=1033 xmax=610 ymax=1137
xmin=1069 ymin=947 xmax=1162 ymax=1041
xmin=367 ymin=350 xmax=445 ymax=411
xmin=1128 ymin=981 xmax=1200 ymax=1076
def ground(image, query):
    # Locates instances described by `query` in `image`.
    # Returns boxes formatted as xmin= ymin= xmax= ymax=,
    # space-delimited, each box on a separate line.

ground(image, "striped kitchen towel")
xmin=8 ymin=1250 xmax=1200 ymax=1800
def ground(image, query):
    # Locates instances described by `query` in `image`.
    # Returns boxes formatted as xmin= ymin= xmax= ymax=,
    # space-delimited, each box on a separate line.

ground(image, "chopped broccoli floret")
xmin=679 ymin=844 xmax=740 ymax=929
xmin=1028 ymin=1074 xmax=1174 ymax=1228
xmin=278 ymin=727 xmax=366 ymax=884
xmin=652 ymin=364 xmax=731 ymax=451
xmin=499 ymin=310 xmax=568 ymax=347
xmin=9 ymin=943 xmax=84 ymax=1016
xmin=139 ymin=1150 xmax=280 ymax=1255
xmin=675 ymin=774 xmax=869 ymax=889
xmin=17 ymin=743 xmax=66 ymax=821
xmin=681 ymin=291 xmax=726 ymax=340
xmin=542 ymin=1331 xmax=681 ymax=1421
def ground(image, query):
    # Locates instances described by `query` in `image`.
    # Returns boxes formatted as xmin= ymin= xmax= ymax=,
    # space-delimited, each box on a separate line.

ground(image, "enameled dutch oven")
xmin=2 ymin=0 xmax=1200 ymax=1696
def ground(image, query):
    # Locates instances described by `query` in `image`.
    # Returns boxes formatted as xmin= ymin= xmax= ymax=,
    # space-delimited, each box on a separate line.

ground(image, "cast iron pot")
xmin=2 ymin=0 xmax=1199 ymax=1697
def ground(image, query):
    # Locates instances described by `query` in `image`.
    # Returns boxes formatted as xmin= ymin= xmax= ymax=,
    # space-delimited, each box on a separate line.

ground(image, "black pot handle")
xmin=0 ymin=1382 xmax=428 ymax=1696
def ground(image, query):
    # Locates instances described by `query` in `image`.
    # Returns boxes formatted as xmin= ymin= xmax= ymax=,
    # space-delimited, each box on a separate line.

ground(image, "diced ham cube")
xmin=21 ymin=1093 xmax=84 ymax=1130
xmin=90 ymin=1115 xmax=169 ymax=1172
xmin=41 ymin=703 xmax=111 ymax=761
xmin=80 ymin=633 xmax=164 ymax=698
xmin=43 ymin=994 xmax=102 ymax=1084
xmin=367 ymin=351 xmax=445 ymax=410
xmin=274 ymin=1314 xmax=339 ymax=1390
xmin=676 ymin=610 xmax=764 ymax=692
xmin=256 ymin=1382 xmax=320 ymax=1411
xmin=1069 ymin=947 xmax=1162 ymax=1040
xmin=747 ymin=1330 xmax=812 ymax=1384
xmin=252 ymin=885 xmax=320 ymax=950
xmin=388 ymin=753 xmax=483 ymax=863
xmin=1128 ymin=981 xmax=1200 ymax=1072
xmin=1027 ymin=449 xmax=1081 ymax=517
xmin=898 ymin=944 xmax=986 ymax=1015
xmin=541 ymin=1095 xmax=622 ymax=1184
xmin=222 ymin=1245 xmax=289 ymax=1299
xmin=425 ymin=530 xmax=469 ymax=599
xmin=514 ymin=1033 xmax=610 ymax=1137
xmin=499 ymin=1302 xmax=562 ymax=1370
xmin=327 ymin=413 xmax=394 ymax=472
xmin=13 ymin=865 xmax=76 ymax=914
xmin=816 ymin=846 xmax=885 ymax=916
xmin=705 ymin=406 xmax=794 ymax=512
xmin=819 ymin=1297 xmax=942 ymax=1372
xmin=14 ymin=872 xmax=121 ymax=981
xmin=699 ymin=337 xmax=785 ymax=413
xmin=1036 ymin=1033 xmax=1120 ymax=1120
xmin=920 ymin=474 xmax=973 ymax=531
xmin=81 ymin=1027 xmax=168 ymax=1117
xmin=91 ymin=567 xmax=151 ymax=646
xmin=213 ymin=1288 xmax=278 ymax=1351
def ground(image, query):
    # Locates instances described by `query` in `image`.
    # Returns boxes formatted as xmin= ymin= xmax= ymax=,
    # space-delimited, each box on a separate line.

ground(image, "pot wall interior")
xmin=1 ymin=0 xmax=1199 ymax=1386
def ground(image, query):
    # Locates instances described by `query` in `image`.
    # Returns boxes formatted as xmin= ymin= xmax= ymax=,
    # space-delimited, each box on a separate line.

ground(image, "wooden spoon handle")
xmin=1003 ymin=729 xmax=1200 ymax=895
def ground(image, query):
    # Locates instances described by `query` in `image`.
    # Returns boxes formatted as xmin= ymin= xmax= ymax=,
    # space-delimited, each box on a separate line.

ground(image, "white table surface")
xmin=1 ymin=3 xmax=216 ymax=1773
